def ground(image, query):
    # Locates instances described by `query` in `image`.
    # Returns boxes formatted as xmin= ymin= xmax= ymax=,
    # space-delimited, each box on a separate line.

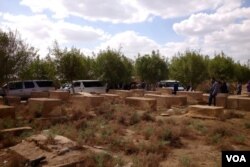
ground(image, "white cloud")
xmin=0 ymin=13 xmax=109 ymax=56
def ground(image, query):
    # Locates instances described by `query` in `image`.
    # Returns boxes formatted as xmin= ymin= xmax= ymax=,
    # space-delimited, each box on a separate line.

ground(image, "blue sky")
xmin=0 ymin=0 xmax=250 ymax=62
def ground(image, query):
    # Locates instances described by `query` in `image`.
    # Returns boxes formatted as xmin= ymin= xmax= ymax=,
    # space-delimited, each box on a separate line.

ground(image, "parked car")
xmin=158 ymin=80 xmax=185 ymax=91
xmin=63 ymin=80 xmax=106 ymax=94
xmin=2 ymin=80 xmax=55 ymax=99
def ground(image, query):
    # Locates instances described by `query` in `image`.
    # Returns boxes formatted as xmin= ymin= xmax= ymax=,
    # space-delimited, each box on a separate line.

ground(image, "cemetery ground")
xmin=0 ymin=89 xmax=250 ymax=167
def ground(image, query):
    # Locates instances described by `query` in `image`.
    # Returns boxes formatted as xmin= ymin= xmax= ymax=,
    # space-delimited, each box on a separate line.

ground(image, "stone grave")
xmin=203 ymin=93 xmax=228 ymax=108
xmin=100 ymin=93 xmax=120 ymax=104
xmin=84 ymin=94 xmax=104 ymax=109
xmin=238 ymin=96 xmax=250 ymax=111
xmin=187 ymin=105 xmax=224 ymax=119
xmin=0 ymin=96 xmax=4 ymax=105
xmin=113 ymin=90 xmax=133 ymax=98
xmin=28 ymin=98 xmax=62 ymax=118
xmin=125 ymin=97 xmax=157 ymax=111
xmin=0 ymin=105 xmax=15 ymax=119
xmin=156 ymin=87 xmax=173 ymax=95
xmin=5 ymin=96 xmax=21 ymax=107
xmin=131 ymin=89 xmax=144 ymax=97
xmin=177 ymin=91 xmax=203 ymax=104
xmin=69 ymin=95 xmax=91 ymax=112
xmin=144 ymin=94 xmax=171 ymax=109
xmin=144 ymin=91 xmax=161 ymax=95
xmin=49 ymin=90 xmax=70 ymax=101
xmin=31 ymin=91 xmax=49 ymax=98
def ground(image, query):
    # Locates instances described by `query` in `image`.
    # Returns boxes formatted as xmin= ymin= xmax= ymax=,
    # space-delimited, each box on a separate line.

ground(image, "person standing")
xmin=236 ymin=81 xmax=242 ymax=95
xmin=173 ymin=81 xmax=179 ymax=95
xmin=208 ymin=78 xmax=219 ymax=106
xmin=220 ymin=80 xmax=228 ymax=93
xmin=247 ymin=81 xmax=250 ymax=93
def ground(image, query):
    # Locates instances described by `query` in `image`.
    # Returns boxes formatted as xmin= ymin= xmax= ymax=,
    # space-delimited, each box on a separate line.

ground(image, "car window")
xmin=83 ymin=81 xmax=103 ymax=87
xmin=36 ymin=81 xmax=53 ymax=87
xmin=73 ymin=82 xmax=81 ymax=87
xmin=9 ymin=82 xmax=23 ymax=90
xmin=24 ymin=81 xmax=35 ymax=88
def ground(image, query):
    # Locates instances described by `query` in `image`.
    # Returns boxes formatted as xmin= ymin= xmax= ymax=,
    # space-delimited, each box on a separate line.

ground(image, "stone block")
xmin=0 ymin=105 xmax=15 ymax=119
xmin=114 ymin=90 xmax=133 ymax=98
xmin=177 ymin=91 xmax=203 ymax=104
xmin=100 ymin=93 xmax=120 ymax=103
xmin=0 ymin=96 xmax=4 ymax=105
xmin=49 ymin=91 xmax=70 ymax=101
xmin=5 ymin=96 xmax=21 ymax=107
xmin=31 ymin=91 xmax=49 ymax=98
xmin=125 ymin=97 xmax=157 ymax=111
xmin=156 ymin=87 xmax=173 ymax=94
xmin=144 ymin=91 xmax=161 ymax=95
xmin=238 ymin=96 xmax=250 ymax=111
xmin=227 ymin=96 xmax=239 ymax=109
xmin=144 ymin=94 xmax=171 ymax=109
xmin=216 ymin=93 xmax=228 ymax=108
xmin=131 ymin=89 xmax=144 ymax=97
xmin=187 ymin=105 xmax=224 ymax=119
xmin=69 ymin=95 xmax=91 ymax=112
xmin=86 ymin=95 xmax=104 ymax=108
xmin=28 ymin=98 xmax=62 ymax=117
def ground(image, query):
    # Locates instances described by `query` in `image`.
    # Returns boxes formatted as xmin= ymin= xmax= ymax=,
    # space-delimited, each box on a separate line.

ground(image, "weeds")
xmin=179 ymin=155 xmax=191 ymax=167
xmin=233 ymin=134 xmax=246 ymax=145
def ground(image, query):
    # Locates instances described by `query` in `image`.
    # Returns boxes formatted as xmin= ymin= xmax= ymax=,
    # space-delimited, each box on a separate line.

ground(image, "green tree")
xmin=95 ymin=48 xmax=133 ymax=86
xmin=169 ymin=50 xmax=207 ymax=88
xmin=208 ymin=52 xmax=235 ymax=81
xmin=135 ymin=50 xmax=168 ymax=85
xmin=234 ymin=63 xmax=250 ymax=82
xmin=0 ymin=29 xmax=37 ymax=84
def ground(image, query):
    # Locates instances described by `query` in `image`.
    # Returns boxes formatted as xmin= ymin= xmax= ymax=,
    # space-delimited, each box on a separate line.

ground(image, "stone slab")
xmin=49 ymin=91 xmax=70 ymax=101
xmin=114 ymin=90 xmax=133 ymax=98
xmin=31 ymin=91 xmax=49 ymax=98
xmin=100 ymin=93 xmax=120 ymax=104
xmin=144 ymin=91 xmax=161 ymax=95
xmin=227 ymin=96 xmax=239 ymax=109
xmin=5 ymin=96 xmax=21 ymax=107
xmin=125 ymin=97 xmax=157 ymax=111
xmin=187 ymin=105 xmax=224 ymax=118
xmin=28 ymin=98 xmax=62 ymax=118
xmin=238 ymin=96 xmax=250 ymax=111
xmin=69 ymin=95 xmax=91 ymax=112
xmin=144 ymin=94 xmax=171 ymax=109
xmin=156 ymin=87 xmax=173 ymax=95
xmin=177 ymin=91 xmax=203 ymax=104
xmin=0 ymin=105 xmax=15 ymax=119
xmin=131 ymin=89 xmax=144 ymax=97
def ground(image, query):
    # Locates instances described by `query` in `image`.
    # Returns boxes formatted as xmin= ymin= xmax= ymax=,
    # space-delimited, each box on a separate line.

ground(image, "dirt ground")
xmin=0 ymin=99 xmax=250 ymax=167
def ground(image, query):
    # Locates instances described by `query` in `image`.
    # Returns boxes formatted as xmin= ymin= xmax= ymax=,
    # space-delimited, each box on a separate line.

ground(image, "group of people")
xmin=208 ymin=78 xmax=250 ymax=106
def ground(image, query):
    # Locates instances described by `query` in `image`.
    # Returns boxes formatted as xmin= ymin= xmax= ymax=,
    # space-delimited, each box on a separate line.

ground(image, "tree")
xmin=135 ymin=50 xmax=168 ymax=85
xmin=95 ymin=48 xmax=133 ymax=87
xmin=234 ymin=63 xmax=250 ymax=82
xmin=169 ymin=50 xmax=207 ymax=88
xmin=0 ymin=29 xmax=37 ymax=85
xmin=208 ymin=52 xmax=235 ymax=81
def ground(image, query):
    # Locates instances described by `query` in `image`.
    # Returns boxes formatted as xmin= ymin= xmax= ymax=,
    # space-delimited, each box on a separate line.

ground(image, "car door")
xmin=7 ymin=81 xmax=24 ymax=97
xmin=24 ymin=81 xmax=36 ymax=98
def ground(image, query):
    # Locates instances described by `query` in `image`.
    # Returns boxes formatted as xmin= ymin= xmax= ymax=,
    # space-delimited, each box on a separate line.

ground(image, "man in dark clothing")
xmin=173 ymin=81 xmax=179 ymax=95
xmin=220 ymin=81 xmax=228 ymax=93
xmin=208 ymin=78 xmax=220 ymax=106
xmin=236 ymin=81 xmax=242 ymax=95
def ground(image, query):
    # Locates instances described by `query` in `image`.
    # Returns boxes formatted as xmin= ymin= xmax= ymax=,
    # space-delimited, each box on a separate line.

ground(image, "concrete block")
xmin=156 ymin=87 xmax=173 ymax=95
xmin=69 ymin=95 xmax=91 ymax=112
xmin=187 ymin=105 xmax=224 ymax=119
xmin=0 ymin=105 xmax=15 ymax=119
xmin=114 ymin=90 xmax=132 ymax=98
xmin=5 ymin=96 xmax=21 ymax=107
xmin=216 ymin=93 xmax=228 ymax=108
xmin=125 ymin=97 xmax=157 ymax=111
xmin=31 ymin=91 xmax=49 ymax=98
xmin=131 ymin=89 xmax=144 ymax=97
xmin=28 ymin=98 xmax=62 ymax=117
xmin=100 ymin=93 xmax=120 ymax=103
xmin=144 ymin=94 xmax=171 ymax=109
xmin=177 ymin=91 xmax=203 ymax=104
xmin=49 ymin=91 xmax=70 ymax=101
xmin=238 ymin=96 xmax=250 ymax=111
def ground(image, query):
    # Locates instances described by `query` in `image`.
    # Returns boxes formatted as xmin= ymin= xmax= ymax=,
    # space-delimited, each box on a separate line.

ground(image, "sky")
xmin=0 ymin=0 xmax=250 ymax=63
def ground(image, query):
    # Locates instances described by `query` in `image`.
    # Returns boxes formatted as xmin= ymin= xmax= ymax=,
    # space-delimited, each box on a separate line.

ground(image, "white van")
xmin=158 ymin=80 xmax=185 ymax=91
xmin=64 ymin=80 xmax=106 ymax=94
xmin=2 ymin=80 xmax=55 ymax=99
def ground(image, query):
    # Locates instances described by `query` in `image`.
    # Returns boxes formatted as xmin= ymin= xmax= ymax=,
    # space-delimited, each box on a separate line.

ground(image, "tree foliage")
xmin=169 ymin=51 xmax=207 ymax=88
xmin=95 ymin=48 xmax=133 ymax=85
xmin=0 ymin=29 xmax=37 ymax=84
xmin=135 ymin=51 xmax=168 ymax=84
